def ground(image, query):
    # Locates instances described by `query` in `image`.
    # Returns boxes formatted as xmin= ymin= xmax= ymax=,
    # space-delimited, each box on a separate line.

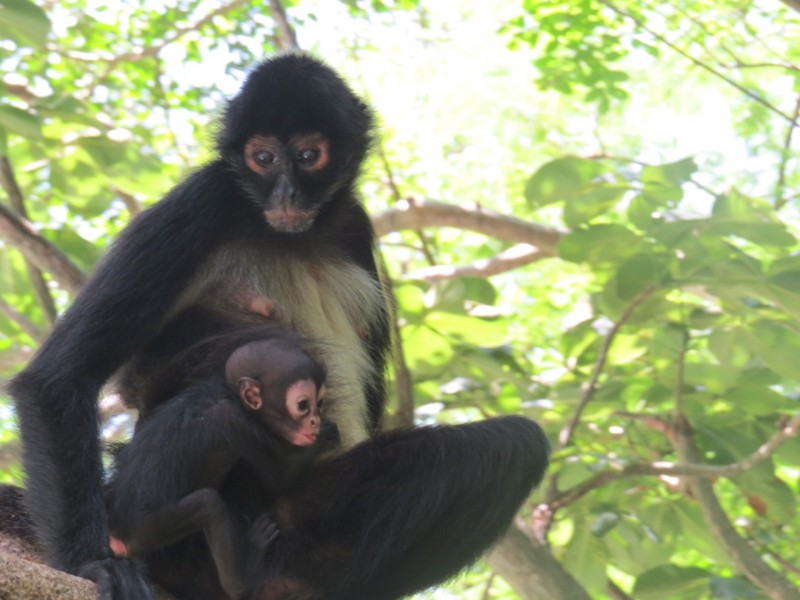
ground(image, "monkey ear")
xmin=238 ymin=377 xmax=263 ymax=411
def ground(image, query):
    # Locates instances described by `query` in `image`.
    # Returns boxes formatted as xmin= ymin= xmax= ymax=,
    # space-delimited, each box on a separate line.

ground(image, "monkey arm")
xmin=9 ymin=163 xmax=244 ymax=590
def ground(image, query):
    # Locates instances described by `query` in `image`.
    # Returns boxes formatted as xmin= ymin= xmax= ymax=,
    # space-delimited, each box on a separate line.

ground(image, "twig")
xmin=775 ymin=93 xmax=800 ymax=210
xmin=0 ymin=157 xmax=57 ymax=325
xmin=481 ymin=574 xmax=496 ymax=600
xmin=670 ymin=347 xmax=800 ymax=600
xmin=0 ymin=301 xmax=43 ymax=342
xmin=70 ymin=0 xmax=250 ymax=95
xmin=600 ymin=0 xmax=799 ymax=127
xmin=0 ymin=203 xmax=85 ymax=296
xmin=549 ymin=411 xmax=800 ymax=511
xmin=557 ymin=285 xmax=657 ymax=448
xmin=268 ymin=0 xmax=300 ymax=51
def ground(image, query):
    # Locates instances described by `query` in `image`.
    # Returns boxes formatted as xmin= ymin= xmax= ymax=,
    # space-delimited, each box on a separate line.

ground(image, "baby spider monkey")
xmin=105 ymin=333 xmax=337 ymax=600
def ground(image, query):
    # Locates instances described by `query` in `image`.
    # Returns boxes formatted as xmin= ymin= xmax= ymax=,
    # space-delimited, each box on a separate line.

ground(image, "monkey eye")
xmin=296 ymin=398 xmax=310 ymax=414
xmin=297 ymin=148 xmax=321 ymax=167
xmin=253 ymin=150 xmax=277 ymax=167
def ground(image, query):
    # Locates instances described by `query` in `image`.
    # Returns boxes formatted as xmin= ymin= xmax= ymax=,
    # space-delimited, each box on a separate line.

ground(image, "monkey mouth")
xmin=298 ymin=432 xmax=318 ymax=445
xmin=264 ymin=208 xmax=316 ymax=233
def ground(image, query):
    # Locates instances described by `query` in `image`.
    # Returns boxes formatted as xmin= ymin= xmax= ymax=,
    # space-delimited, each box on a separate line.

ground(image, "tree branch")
xmin=780 ymin=0 xmax=800 ymax=14
xmin=401 ymin=244 xmax=546 ymax=281
xmin=550 ymin=411 xmax=800 ymax=511
xmin=0 ymin=550 xmax=177 ymax=599
xmin=557 ymin=285 xmax=656 ymax=448
xmin=487 ymin=525 xmax=591 ymax=600
xmin=268 ymin=0 xmax=300 ymax=51
xmin=0 ymin=301 xmax=43 ymax=342
xmin=0 ymin=157 xmax=57 ymax=325
xmin=600 ymin=0 xmax=799 ymax=127
xmin=775 ymin=93 xmax=800 ymax=210
xmin=372 ymin=199 xmax=563 ymax=252
xmin=0 ymin=203 xmax=85 ymax=296
xmin=672 ymin=417 xmax=800 ymax=600
xmin=668 ymin=346 xmax=800 ymax=600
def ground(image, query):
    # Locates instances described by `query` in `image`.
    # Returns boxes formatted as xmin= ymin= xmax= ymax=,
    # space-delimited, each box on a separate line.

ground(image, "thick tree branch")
xmin=0 ymin=550 xmax=176 ymax=599
xmin=0 ymin=203 xmax=85 ymax=296
xmin=372 ymin=199 xmax=563 ymax=253
xmin=0 ymin=551 xmax=97 ymax=599
xmin=487 ymin=526 xmax=591 ymax=600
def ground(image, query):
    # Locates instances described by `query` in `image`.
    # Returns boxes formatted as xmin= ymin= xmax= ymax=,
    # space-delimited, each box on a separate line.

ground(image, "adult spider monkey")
xmin=9 ymin=53 xmax=550 ymax=599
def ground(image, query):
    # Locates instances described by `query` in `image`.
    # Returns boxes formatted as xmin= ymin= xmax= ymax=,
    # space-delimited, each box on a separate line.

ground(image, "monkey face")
xmin=283 ymin=380 xmax=327 ymax=446
xmin=241 ymin=133 xmax=332 ymax=233
xmin=217 ymin=54 xmax=373 ymax=234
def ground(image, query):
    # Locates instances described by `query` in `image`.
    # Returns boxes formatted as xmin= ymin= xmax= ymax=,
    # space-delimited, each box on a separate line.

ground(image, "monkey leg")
xmin=268 ymin=415 xmax=550 ymax=600
xmin=125 ymin=488 xmax=249 ymax=598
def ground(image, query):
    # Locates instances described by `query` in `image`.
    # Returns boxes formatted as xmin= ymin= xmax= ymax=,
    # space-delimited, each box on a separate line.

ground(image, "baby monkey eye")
xmin=296 ymin=398 xmax=310 ymax=413
xmin=254 ymin=150 xmax=277 ymax=167
xmin=297 ymin=148 xmax=320 ymax=166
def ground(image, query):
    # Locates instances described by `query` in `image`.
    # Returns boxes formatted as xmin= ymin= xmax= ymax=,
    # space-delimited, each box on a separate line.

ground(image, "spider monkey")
xmin=9 ymin=53 xmax=550 ymax=599
xmin=106 ymin=334 xmax=336 ymax=600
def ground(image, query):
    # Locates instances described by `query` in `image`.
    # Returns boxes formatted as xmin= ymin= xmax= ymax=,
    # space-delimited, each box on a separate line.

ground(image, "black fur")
xmin=8 ymin=53 xmax=548 ymax=599
xmin=256 ymin=416 xmax=550 ymax=599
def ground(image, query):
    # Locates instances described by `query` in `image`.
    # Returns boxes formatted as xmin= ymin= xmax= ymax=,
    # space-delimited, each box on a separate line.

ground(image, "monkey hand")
xmin=248 ymin=513 xmax=280 ymax=551
xmin=78 ymin=557 xmax=154 ymax=600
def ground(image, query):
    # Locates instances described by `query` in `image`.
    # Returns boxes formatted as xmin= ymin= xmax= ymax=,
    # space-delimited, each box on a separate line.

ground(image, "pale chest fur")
xmin=199 ymin=245 xmax=384 ymax=447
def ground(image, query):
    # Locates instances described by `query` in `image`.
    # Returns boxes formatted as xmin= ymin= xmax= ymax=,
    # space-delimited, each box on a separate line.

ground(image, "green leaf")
xmin=744 ymin=321 xmax=800 ymax=382
xmin=641 ymin=157 xmax=697 ymax=187
xmin=0 ymin=0 xmax=50 ymax=47
xmin=400 ymin=325 xmax=454 ymax=374
xmin=735 ymin=470 xmax=796 ymax=522
xmin=590 ymin=511 xmax=619 ymax=537
xmin=426 ymin=312 xmax=508 ymax=347
xmin=708 ymin=221 xmax=794 ymax=248
xmin=394 ymin=283 xmax=427 ymax=317
xmin=634 ymin=565 xmax=711 ymax=600
xmin=616 ymin=253 xmax=668 ymax=299
xmin=77 ymin=136 xmax=169 ymax=195
xmin=0 ymin=104 xmax=43 ymax=139
xmin=725 ymin=386 xmax=796 ymax=416
xmin=524 ymin=157 xmax=608 ymax=208
xmin=767 ymin=269 xmax=800 ymax=294
xmin=563 ymin=183 xmax=627 ymax=227
xmin=709 ymin=576 xmax=763 ymax=599
xmin=558 ymin=224 xmax=643 ymax=266
xmin=431 ymin=277 xmax=497 ymax=312
xmin=562 ymin=523 xmax=608 ymax=592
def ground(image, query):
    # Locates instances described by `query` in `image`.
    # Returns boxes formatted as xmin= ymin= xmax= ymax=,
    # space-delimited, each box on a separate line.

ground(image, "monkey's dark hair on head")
xmin=224 ymin=337 xmax=325 ymax=391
